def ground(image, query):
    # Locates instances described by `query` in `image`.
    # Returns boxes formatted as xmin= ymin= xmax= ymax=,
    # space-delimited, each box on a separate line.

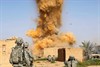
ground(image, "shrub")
xmin=77 ymin=59 xmax=100 ymax=67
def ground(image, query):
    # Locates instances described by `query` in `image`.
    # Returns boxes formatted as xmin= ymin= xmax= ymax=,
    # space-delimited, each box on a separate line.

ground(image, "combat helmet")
xmin=68 ymin=56 xmax=75 ymax=61
xmin=23 ymin=42 xmax=29 ymax=48
xmin=15 ymin=37 xmax=24 ymax=45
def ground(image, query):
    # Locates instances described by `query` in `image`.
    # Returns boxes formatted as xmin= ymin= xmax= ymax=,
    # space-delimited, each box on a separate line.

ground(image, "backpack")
xmin=10 ymin=47 xmax=22 ymax=64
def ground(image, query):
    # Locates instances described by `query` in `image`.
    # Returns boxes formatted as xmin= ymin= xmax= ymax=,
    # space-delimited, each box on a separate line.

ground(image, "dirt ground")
xmin=88 ymin=66 xmax=100 ymax=67
xmin=1 ymin=60 xmax=100 ymax=67
xmin=34 ymin=61 xmax=64 ymax=67
xmin=0 ymin=61 xmax=64 ymax=67
xmin=34 ymin=61 xmax=100 ymax=67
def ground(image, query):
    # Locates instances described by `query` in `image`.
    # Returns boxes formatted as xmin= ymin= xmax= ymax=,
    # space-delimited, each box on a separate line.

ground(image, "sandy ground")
xmin=0 ymin=60 xmax=100 ymax=67
xmin=0 ymin=60 xmax=64 ymax=67
xmin=34 ymin=61 xmax=100 ymax=67
xmin=34 ymin=61 xmax=64 ymax=67
xmin=88 ymin=66 xmax=100 ymax=67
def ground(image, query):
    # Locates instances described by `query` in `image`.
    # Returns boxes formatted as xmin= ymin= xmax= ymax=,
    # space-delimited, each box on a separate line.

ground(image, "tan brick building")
xmin=44 ymin=47 xmax=83 ymax=62
xmin=0 ymin=38 xmax=16 ymax=67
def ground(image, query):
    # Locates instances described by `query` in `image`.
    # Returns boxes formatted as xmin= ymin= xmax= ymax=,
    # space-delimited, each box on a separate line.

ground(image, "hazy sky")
xmin=0 ymin=0 xmax=100 ymax=45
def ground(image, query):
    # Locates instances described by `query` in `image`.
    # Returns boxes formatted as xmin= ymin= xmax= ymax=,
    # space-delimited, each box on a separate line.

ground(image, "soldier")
xmin=23 ymin=42 xmax=34 ymax=67
xmin=9 ymin=37 xmax=24 ymax=67
xmin=47 ymin=55 xmax=52 ymax=62
xmin=64 ymin=56 xmax=78 ymax=67
xmin=51 ymin=55 xmax=56 ymax=63
xmin=52 ymin=55 xmax=56 ymax=61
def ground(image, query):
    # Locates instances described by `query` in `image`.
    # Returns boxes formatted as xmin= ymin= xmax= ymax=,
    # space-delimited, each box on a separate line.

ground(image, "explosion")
xmin=26 ymin=0 xmax=76 ymax=56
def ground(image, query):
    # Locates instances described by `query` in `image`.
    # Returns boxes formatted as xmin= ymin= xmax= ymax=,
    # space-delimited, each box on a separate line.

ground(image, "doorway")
xmin=57 ymin=48 xmax=66 ymax=62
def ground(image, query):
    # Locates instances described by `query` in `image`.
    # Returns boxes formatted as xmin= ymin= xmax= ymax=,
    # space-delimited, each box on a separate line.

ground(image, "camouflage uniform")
xmin=23 ymin=42 xmax=34 ymax=67
xmin=9 ymin=37 xmax=24 ymax=67
xmin=47 ymin=55 xmax=52 ymax=62
xmin=52 ymin=55 xmax=56 ymax=61
xmin=64 ymin=56 xmax=78 ymax=67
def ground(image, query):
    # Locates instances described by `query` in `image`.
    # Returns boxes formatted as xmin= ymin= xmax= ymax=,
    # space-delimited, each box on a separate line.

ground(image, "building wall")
xmin=44 ymin=47 xmax=83 ymax=62
xmin=65 ymin=48 xmax=83 ymax=62
xmin=44 ymin=47 xmax=59 ymax=57
xmin=0 ymin=39 xmax=16 ymax=67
